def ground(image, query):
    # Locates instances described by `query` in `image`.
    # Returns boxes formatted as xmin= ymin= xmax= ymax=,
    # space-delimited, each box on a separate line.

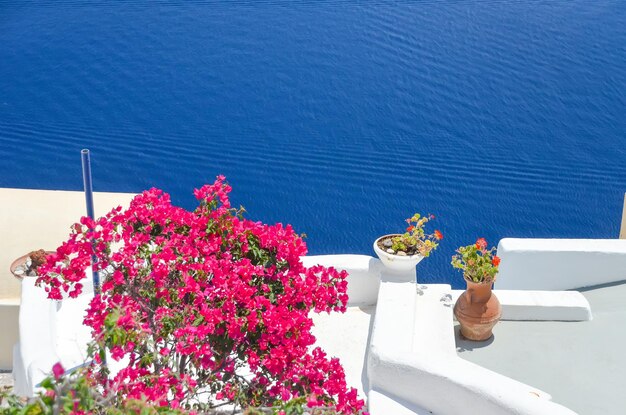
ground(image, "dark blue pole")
xmin=81 ymin=149 xmax=100 ymax=294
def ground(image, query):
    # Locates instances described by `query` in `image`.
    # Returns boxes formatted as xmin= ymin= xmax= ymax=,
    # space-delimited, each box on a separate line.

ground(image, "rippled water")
xmin=1 ymin=1 xmax=625 ymax=287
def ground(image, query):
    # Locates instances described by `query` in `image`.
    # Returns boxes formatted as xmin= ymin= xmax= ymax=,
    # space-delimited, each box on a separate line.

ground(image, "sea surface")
xmin=1 ymin=1 xmax=624 ymax=287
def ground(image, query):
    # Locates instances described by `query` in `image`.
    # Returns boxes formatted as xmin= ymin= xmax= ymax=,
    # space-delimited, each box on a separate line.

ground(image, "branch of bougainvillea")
xmin=233 ymin=373 xmax=253 ymax=388
xmin=210 ymin=356 xmax=234 ymax=377
xmin=134 ymin=291 xmax=157 ymax=316
xmin=151 ymin=339 xmax=163 ymax=374
xmin=95 ymin=375 xmax=126 ymax=407
xmin=178 ymin=354 xmax=187 ymax=375
xmin=51 ymin=373 xmax=69 ymax=415
xmin=208 ymin=400 xmax=235 ymax=409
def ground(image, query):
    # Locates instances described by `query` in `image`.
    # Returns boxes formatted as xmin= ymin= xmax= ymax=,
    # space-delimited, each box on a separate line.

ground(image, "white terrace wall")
xmin=496 ymin=238 xmax=626 ymax=291
xmin=300 ymin=254 xmax=381 ymax=306
xmin=367 ymin=269 xmax=576 ymax=415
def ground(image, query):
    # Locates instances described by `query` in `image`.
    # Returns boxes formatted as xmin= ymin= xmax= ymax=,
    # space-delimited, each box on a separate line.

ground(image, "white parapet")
xmin=495 ymin=238 xmax=626 ymax=291
xmin=0 ymin=299 xmax=19 ymax=369
xmin=367 ymin=272 xmax=577 ymax=415
xmin=303 ymin=254 xmax=383 ymax=400
xmin=301 ymin=254 xmax=381 ymax=307
xmin=13 ymin=276 xmax=95 ymax=397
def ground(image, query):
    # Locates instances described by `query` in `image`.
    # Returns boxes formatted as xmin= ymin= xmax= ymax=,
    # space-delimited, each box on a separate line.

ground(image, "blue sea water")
xmin=0 ymin=1 xmax=624 ymax=287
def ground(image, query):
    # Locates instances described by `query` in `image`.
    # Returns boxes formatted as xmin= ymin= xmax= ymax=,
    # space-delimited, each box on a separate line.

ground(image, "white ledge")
xmin=451 ymin=289 xmax=592 ymax=321
xmin=301 ymin=254 xmax=381 ymax=307
xmin=496 ymin=238 xmax=626 ymax=290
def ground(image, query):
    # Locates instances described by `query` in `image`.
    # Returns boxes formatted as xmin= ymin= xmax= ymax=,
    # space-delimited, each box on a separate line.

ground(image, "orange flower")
xmin=434 ymin=230 xmax=443 ymax=240
xmin=492 ymin=256 xmax=501 ymax=267
xmin=406 ymin=226 xmax=415 ymax=232
xmin=475 ymin=238 xmax=487 ymax=250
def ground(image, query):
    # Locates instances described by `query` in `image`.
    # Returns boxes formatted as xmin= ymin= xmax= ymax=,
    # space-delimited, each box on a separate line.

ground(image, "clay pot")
xmin=454 ymin=279 xmax=501 ymax=341
xmin=10 ymin=250 xmax=54 ymax=279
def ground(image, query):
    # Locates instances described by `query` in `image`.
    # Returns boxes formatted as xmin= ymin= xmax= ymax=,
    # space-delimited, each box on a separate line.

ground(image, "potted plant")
xmin=373 ymin=213 xmax=443 ymax=271
xmin=451 ymin=238 xmax=502 ymax=341
xmin=10 ymin=249 xmax=52 ymax=279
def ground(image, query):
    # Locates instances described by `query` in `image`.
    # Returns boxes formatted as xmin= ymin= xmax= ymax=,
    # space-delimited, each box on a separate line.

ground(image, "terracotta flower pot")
xmin=10 ymin=250 xmax=54 ymax=279
xmin=454 ymin=278 xmax=501 ymax=341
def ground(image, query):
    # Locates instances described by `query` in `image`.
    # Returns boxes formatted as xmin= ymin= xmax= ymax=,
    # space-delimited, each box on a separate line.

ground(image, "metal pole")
xmin=619 ymin=193 xmax=626 ymax=239
xmin=81 ymin=149 xmax=100 ymax=293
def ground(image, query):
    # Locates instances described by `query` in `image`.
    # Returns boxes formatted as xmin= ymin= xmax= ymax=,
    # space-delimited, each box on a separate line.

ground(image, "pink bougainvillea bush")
xmin=36 ymin=176 xmax=366 ymax=414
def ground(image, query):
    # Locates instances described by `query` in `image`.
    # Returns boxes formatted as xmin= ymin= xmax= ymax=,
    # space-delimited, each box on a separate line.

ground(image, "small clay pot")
xmin=454 ymin=279 xmax=501 ymax=341
xmin=10 ymin=250 xmax=54 ymax=279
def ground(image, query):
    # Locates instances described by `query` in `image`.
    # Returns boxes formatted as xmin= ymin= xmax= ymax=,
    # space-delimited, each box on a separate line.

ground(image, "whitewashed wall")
xmin=496 ymin=238 xmax=626 ymax=290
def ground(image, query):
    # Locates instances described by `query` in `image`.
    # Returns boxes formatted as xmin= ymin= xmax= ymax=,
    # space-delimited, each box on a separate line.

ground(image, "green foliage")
xmin=0 ymin=368 xmax=190 ymax=415
xmin=0 ymin=373 xmax=345 ymax=415
xmin=450 ymin=238 xmax=500 ymax=283
xmin=388 ymin=213 xmax=442 ymax=257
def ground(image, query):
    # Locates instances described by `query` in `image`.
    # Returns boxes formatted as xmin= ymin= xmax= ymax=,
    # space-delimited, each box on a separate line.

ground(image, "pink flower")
xmin=475 ymin=237 xmax=488 ymax=250
xmin=52 ymin=362 xmax=64 ymax=380
xmin=307 ymin=393 xmax=319 ymax=407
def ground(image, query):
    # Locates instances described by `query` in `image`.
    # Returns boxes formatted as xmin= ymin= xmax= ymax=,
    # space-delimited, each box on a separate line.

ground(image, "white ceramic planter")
xmin=373 ymin=234 xmax=425 ymax=272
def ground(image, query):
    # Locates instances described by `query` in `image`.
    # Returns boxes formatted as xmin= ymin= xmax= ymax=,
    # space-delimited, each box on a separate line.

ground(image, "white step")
xmin=413 ymin=284 xmax=456 ymax=356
